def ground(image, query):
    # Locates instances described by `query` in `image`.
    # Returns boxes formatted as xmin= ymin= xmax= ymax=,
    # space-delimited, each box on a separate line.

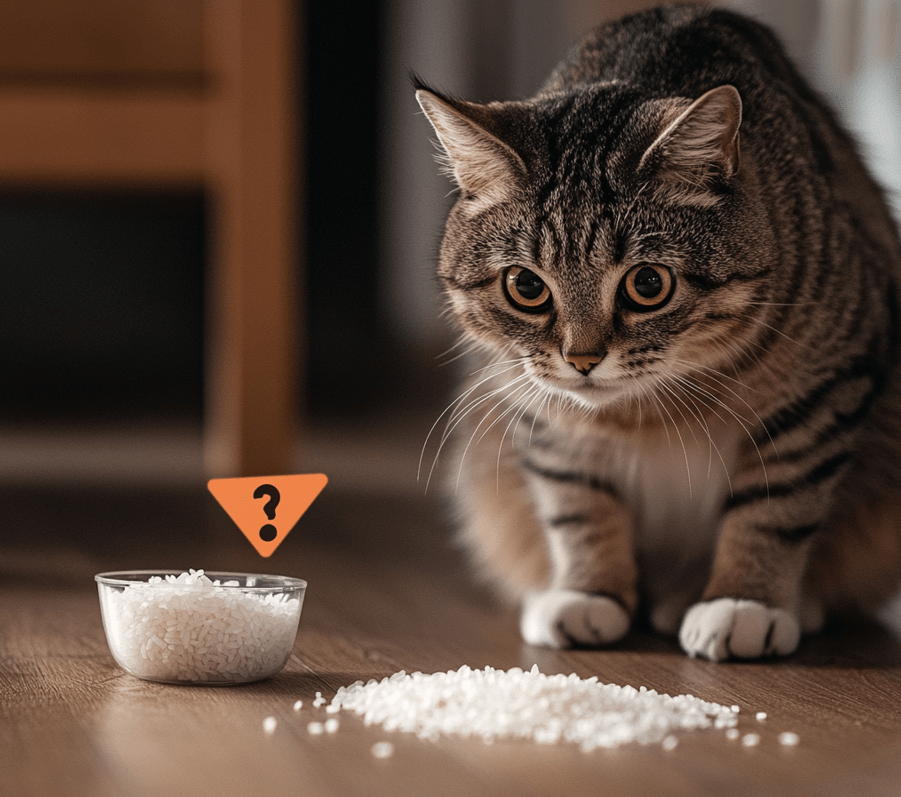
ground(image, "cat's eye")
xmin=504 ymin=266 xmax=552 ymax=313
xmin=619 ymin=265 xmax=675 ymax=312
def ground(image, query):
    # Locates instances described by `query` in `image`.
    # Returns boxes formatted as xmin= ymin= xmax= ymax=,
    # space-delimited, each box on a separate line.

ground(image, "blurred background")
xmin=0 ymin=0 xmax=899 ymax=548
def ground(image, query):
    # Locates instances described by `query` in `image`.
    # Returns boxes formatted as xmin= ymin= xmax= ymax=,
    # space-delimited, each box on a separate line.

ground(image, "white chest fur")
xmin=539 ymin=414 xmax=742 ymax=589
xmin=618 ymin=425 xmax=738 ymax=559
xmin=607 ymin=419 xmax=741 ymax=622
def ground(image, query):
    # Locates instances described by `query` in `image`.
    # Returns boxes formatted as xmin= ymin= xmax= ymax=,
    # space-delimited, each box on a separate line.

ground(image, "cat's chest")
xmin=541 ymin=417 xmax=741 ymax=551
xmin=615 ymin=428 xmax=738 ymax=555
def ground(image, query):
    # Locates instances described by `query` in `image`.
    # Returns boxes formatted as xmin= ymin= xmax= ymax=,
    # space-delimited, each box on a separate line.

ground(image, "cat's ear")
xmin=639 ymin=85 xmax=742 ymax=206
xmin=416 ymin=88 xmax=525 ymax=206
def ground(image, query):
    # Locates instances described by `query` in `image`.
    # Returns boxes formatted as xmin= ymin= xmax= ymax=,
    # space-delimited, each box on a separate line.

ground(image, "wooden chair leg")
xmin=203 ymin=0 xmax=300 ymax=478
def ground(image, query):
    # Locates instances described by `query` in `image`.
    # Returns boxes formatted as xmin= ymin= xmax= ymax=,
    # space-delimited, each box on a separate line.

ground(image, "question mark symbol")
xmin=253 ymin=484 xmax=281 ymax=542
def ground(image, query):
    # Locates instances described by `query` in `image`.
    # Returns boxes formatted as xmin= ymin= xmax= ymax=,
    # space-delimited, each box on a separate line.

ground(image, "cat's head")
xmin=417 ymin=81 xmax=775 ymax=410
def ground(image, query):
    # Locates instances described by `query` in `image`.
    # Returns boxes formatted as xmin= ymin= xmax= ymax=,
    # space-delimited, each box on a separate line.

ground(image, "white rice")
xmin=100 ymin=569 xmax=300 ymax=683
xmin=371 ymin=741 xmax=395 ymax=759
xmin=328 ymin=665 xmax=738 ymax=751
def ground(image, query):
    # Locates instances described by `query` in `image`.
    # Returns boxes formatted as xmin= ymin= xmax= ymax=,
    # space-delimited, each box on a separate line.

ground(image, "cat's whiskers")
xmin=436 ymin=337 xmax=522 ymax=372
xmin=664 ymin=375 xmax=741 ymax=494
xmin=673 ymin=316 xmax=773 ymax=397
xmin=528 ymin=388 xmax=554 ymax=444
xmin=466 ymin=355 xmax=531 ymax=377
xmin=454 ymin=377 xmax=536 ymax=491
xmin=745 ymin=300 xmax=821 ymax=307
xmin=507 ymin=385 xmax=546 ymax=448
xmin=434 ymin=335 xmax=479 ymax=367
xmin=657 ymin=376 xmax=719 ymax=478
xmin=644 ymin=386 xmax=675 ymax=450
xmin=477 ymin=381 xmax=542 ymax=447
xmin=439 ymin=371 xmax=532 ymax=452
xmin=667 ymin=371 xmax=742 ymax=428
xmin=425 ymin=374 xmax=531 ymax=493
xmin=737 ymin=313 xmax=815 ymax=352
xmin=617 ymin=362 xmax=745 ymax=495
xmin=667 ymin=364 xmax=771 ymax=497
xmin=674 ymin=355 xmax=775 ymax=459
xmin=669 ymin=358 xmax=757 ymax=427
xmin=653 ymin=380 xmax=710 ymax=496
xmin=438 ymin=364 xmax=522 ymax=433
xmin=678 ymin=380 xmax=722 ymax=482
xmin=657 ymin=380 xmax=705 ymax=445
xmin=435 ymin=334 xmax=469 ymax=358
xmin=628 ymin=376 xmax=692 ymax=492
xmin=494 ymin=383 xmax=551 ymax=491
xmin=419 ymin=361 xmax=529 ymax=489
xmin=682 ymin=354 xmax=764 ymax=396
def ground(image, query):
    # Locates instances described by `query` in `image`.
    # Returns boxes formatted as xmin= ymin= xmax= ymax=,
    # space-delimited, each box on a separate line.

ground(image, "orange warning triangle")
xmin=207 ymin=474 xmax=328 ymax=557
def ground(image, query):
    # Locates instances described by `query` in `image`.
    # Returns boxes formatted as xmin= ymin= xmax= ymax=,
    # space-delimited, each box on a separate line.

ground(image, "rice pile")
xmin=100 ymin=569 xmax=300 ymax=682
xmin=328 ymin=665 xmax=738 ymax=750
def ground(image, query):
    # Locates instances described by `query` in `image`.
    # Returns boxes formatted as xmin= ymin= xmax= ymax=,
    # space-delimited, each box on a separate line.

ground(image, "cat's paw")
xmin=679 ymin=598 xmax=800 ymax=661
xmin=520 ymin=589 xmax=630 ymax=648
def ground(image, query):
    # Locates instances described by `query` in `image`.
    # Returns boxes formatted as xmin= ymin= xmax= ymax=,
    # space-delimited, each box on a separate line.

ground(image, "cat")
xmin=415 ymin=4 xmax=901 ymax=660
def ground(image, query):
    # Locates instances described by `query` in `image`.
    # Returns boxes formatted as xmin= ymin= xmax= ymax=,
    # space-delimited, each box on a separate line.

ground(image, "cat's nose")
xmin=564 ymin=351 xmax=603 ymax=375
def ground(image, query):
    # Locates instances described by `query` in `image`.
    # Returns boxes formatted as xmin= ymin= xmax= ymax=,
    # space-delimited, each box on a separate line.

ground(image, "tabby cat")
xmin=416 ymin=5 xmax=901 ymax=660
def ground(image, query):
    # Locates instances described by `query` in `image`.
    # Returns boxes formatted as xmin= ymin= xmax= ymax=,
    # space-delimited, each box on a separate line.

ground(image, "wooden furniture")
xmin=0 ymin=0 xmax=299 ymax=477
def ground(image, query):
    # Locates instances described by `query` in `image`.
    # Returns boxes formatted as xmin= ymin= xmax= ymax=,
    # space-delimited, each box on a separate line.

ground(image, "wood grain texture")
xmin=0 ymin=89 xmax=204 ymax=186
xmin=0 ymin=0 xmax=300 ymax=479
xmin=0 ymin=0 xmax=202 ymax=81
xmin=2 ymin=479 xmax=901 ymax=797
xmin=202 ymin=0 xmax=300 ymax=478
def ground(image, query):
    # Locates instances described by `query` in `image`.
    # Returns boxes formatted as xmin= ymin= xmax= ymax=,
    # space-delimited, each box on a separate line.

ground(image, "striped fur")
xmin=417 ymin=6 xmax=901 ymax=660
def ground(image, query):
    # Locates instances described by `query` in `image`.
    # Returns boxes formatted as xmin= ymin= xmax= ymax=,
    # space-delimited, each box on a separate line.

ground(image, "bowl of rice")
xmin=95 ymin=569 xmax=306 ymax=685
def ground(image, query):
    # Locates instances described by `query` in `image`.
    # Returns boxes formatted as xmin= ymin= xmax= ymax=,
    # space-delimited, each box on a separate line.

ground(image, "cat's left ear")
xmin=639 ymin=85 xmax=742 ymax=206
xmin=416 ymin=88 xmax=526 ymax=207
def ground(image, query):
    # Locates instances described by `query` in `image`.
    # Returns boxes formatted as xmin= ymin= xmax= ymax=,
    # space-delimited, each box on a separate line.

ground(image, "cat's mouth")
xmin=522 ymin=357 xmax=665 ymax=410
xmin=537 ymin=373 xmax=642 ymax=408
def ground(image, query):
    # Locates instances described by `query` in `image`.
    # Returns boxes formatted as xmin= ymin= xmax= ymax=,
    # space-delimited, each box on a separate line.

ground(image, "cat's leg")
xmin=674 ymin=399 xmax=867 ymax=662
xmin=519 ymin=462 xmax=638 ymax=647
xmin=452 ymin=431 xmax=551 ymax=604
xmin=804 ymin=483 xmax=901 ymax=626
xmin=678 ymin=509 xmax=814 ymax=660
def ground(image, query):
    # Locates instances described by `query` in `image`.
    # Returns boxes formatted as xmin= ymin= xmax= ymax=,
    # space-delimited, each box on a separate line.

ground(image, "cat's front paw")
xmin=679 ymin=598 xmax=800 ymax=661
xmin=520 ymin=589 xmax=630 ymax=648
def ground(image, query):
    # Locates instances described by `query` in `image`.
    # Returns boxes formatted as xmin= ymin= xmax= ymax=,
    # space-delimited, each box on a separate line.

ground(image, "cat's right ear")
xmin=638 ymin=85 xmax=742 ymax=207
xmin=415 ymin=88 xmax=525 ymax=207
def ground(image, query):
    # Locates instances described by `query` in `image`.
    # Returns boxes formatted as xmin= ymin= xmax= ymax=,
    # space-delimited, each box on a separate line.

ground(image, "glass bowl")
xmin=95 ymin=570 xmax=306 ymax=685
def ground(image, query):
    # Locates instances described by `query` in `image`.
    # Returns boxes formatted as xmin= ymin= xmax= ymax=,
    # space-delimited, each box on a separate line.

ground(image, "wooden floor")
xmin=2 ymin=422 xmax=901 ymax=797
